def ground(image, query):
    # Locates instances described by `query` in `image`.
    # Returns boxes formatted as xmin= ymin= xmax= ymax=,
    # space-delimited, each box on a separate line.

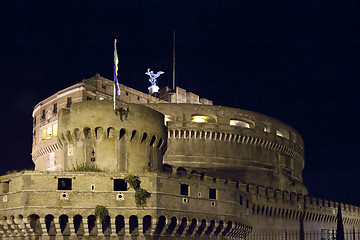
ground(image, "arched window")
xmin=164 ymin=115 xmax=175 ymax=125
xmin=230 ymin=119 xmax=253 ymax=128
xmin=191 ymin=115 xmax=216 ymax=123
xmin=276 ymin=129 xmax=289 ymax=139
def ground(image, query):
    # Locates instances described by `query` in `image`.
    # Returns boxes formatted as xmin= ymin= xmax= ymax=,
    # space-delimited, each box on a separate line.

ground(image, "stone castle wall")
xmin=0 ymin=170 xmax=252 ymax=239
xmin=146 ymin=103 xmax=306 ymax=194
xmin=58 ymin=101 xmax=167 ymax=173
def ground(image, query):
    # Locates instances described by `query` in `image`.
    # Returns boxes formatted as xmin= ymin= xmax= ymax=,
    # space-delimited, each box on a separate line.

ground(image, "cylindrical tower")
xmin=146 ymin=103 xmax=307 ymax=194
xmin=58 ymin=101 xmax=167 ymax=172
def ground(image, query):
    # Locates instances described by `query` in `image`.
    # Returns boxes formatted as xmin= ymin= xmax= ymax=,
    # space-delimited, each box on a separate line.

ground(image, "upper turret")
xmin=58 ymin=100 xmax=167 ymax=172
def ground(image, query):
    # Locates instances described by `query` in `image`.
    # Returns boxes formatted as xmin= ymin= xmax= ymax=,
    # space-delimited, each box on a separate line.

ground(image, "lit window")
xmin=99 ymin=96 xmax=105 ymax=100
xmin=230 ymin=120 xmax=251 ymax=128
xmin=53 ymin=124 xmax=58 ymax=137
xmin=264 ymin=126 xmax=270 ymax=132
xmin=191 ymin=115 xmax=215 ymax=123
xmin=46 ymin=126 xmax=53 ymax=139
xmin=41 ymin=124 xmax=58 ymax=141
xmin=276 ymin=130 xmax=284 ymax=137
xmin=276 ymin=129 xmax=289 ymax=139
xmin=164 ymin=115 xmax=175 ymax=125
xmin=41 ymin=129 xmax=46 ymax=140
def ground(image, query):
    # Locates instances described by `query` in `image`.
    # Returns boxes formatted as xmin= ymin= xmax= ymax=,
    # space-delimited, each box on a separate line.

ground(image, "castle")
xmin=0 ymin=73 xmax=359 ymax=239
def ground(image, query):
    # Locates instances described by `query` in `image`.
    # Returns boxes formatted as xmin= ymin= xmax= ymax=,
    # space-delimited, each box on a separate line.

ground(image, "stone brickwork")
xmin=0 ymin=74 xmax=358 ymax=239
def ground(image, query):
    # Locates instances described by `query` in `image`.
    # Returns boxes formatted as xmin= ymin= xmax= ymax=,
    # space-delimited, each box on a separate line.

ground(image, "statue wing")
xmin=153 ymin=71 xmax=164 ymax=78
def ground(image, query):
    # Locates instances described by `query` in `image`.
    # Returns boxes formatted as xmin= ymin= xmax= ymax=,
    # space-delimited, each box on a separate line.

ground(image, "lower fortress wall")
xmin=0 ymin=169 xmax=359 ymax=239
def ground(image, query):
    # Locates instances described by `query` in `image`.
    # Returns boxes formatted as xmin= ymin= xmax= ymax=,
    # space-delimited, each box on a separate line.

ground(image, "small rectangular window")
xmin=66 ymin=97 xmax=72 ymax=108
xmin=240 ymin=195 xmax=243 ymax=205
xmin=180 ymin=184 xmax=189 ymax=196
xmin=125 ymin=92 xmax=129 ymax=96
xmin=53 ymin=103 xmax=57 ymax=113
xmin=87 ymin=97 xmax=92 ymax=101
xmin=114 ymin=179 xmax=127 ymax=191
xmin=58 ymin=178 xmax=72 ymax=190
xmin=246 ymin=200 xmax=249 ymax=208
xmin=1 ymin=181 xmax=10 ymax=194
xmin=99 ymin=96 xmax=105 ymax=100
xmin=42 ymin=110 xmax=46 ymax=119
xmin=209 ymin=188 xmax=217 ymax=199
xmin=102 ymin=84 xmax=107 ymax=90
xmin=33 ymin=116 xmax=36 ymax=125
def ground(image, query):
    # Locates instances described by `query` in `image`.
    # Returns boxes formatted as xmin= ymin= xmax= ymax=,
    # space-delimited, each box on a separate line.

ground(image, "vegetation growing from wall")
xmin=5 ymin=169 xmax=33 ymax=175
xmin=70 ymin=162 xmax=103 ymax=172
xmin=115 ymin=107 xmax=130 ymax=121
xmin=124 ymin=174 xmax=151 ymax=207
xmin=94 ymin=205 xmax=109 ymax=223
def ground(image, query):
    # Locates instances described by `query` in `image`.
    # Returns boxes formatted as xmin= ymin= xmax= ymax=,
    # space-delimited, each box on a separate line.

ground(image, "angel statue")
xmin=145 ymin=68 xmax=164 ymax=86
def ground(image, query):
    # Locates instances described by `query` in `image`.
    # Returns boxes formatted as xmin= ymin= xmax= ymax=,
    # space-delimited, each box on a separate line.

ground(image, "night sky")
xmin=1 ymin=0 xmax=359 ymax=204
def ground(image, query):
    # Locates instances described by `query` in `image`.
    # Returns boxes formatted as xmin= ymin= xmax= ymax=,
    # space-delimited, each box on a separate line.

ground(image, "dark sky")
xmin=1 ymin=0 xmax=359 ymax=204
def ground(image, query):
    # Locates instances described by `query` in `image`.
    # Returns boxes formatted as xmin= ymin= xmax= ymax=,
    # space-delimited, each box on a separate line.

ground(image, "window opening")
xmin=209 ymin=188 xmax=217 ymax=199
xmin=191 ymin=115 xmax=216 ymax=123
xmin=102 ymin=84 xmax=107 ymax=90
xmin=58 ymin=178 xmax=72 ymax=190
xmin=66 ymin=97 xmax=72 ymax=108
xmin=53 ymin=103 xmax=57 ymax=113
xmin=42 ymin=110 xmax=46 ymax=119
xmin=99 ymin=96 xmax=105 ymax=100
xmin=164 ymin=115 xmax=175 ymax=125
xmin=87 ymin=97 xmax=92 ymax=101
xmin=114 ymin=179 xmax=127 ymax=191
xmin=264 ymin=126 xmax=270 ymax=132
xmin=230 ymin=119 xmax=251 ymax=128
xmin=1 ymin=181 xmax=9 ymax=194
xmin=180 ymin=184 xmax=189 ymax=196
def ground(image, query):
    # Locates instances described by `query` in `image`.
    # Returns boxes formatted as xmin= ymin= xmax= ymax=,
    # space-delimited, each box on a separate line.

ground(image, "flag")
xmin=114 ymin=40 xmax=121 ymax=95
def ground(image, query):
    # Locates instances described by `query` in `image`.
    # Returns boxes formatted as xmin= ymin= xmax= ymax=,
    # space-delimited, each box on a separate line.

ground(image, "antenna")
xmin=172 ymin=29 xmax=176 ymax=91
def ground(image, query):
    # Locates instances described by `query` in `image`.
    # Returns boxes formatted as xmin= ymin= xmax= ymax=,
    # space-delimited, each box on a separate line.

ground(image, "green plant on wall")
xmin=124 ymin=175 xmax=140 ymax=189
xmin=135 ymin=188 xmax=151 ymax=207
xmin=124 ymin=174 xmax=151 ymax=207
xmin=70 ymin=162 xmax=103 ymax=172
xmin=115 ymin=107 xmax=130 ymax=121
xmin=94 ymin=205 xmax=109 ymax=223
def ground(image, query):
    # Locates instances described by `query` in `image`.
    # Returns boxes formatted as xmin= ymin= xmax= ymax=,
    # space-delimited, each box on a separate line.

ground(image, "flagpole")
xmin=172 ymin=29 xmax=176 ymax=91
xmin=114 ymin=39 xmax=117 ymax=110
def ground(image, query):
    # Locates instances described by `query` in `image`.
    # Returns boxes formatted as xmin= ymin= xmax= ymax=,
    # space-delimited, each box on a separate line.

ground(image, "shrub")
xmin=124 ymin=174 xmax=151 ymax=207
xmin=135 ymin=188 xmax=151 ymax=207
xmin=94 ymin=205 xmax=109 ymax=223
xmin=70 ymin=162 xmax=103 ymax=172
xmin=124 ymin=174 xmax=141 ymax=189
